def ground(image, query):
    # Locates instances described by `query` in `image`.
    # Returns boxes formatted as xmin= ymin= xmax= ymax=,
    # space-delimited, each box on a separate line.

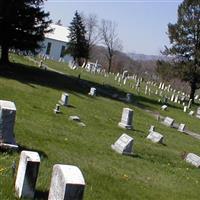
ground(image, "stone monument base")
xmin=118 ymin=122 xmax=133 ymax=130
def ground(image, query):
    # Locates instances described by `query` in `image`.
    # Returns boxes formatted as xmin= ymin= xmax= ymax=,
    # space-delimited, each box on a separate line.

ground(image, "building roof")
xmin=45 ymin=24 xmax=69 ymax=43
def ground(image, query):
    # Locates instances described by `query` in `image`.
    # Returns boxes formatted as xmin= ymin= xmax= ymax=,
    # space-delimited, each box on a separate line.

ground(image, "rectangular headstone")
xmin=196 ymin=107 xmax=200 ymax=119
xmin=147 ymin=131 xmax=164 ymax=143
xmin=59 ymin=93 xmax=69 ymax=106
xmin=185 ymin=153 xmax=200 ymax=167
xmin=0 ymin=100 xmax=16 ymax=144
xmin=118 ymin=108 xmax=133 ymax=129
xmin=111 ymin=133 xmax=134 ymax=155
xmin=48 ymin=164 xmax=85 ymax=200
xmin=15 ymin=151 xmax=40 ymax=199
xmin=89 ymin=87 xmax=96 ymax=96
xmin=178 ymin=123 xmax=185 ymax=132
xmin=162 ymin=117 xmax=174 ymax=127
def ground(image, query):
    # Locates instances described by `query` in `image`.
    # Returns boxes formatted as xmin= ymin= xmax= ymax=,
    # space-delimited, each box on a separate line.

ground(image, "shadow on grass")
xmin=34 ymin=190 xmax=49 ymax=200
xmin=18 ymin=144 xmax=48 ymax=159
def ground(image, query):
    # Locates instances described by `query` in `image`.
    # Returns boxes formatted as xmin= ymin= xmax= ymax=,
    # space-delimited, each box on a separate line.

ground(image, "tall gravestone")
xmin=118 ymin=108 xmax=133 ymax=129
xmin=15 ymin=151 xmax=40 ymax=199
xmin=111 ymin=133 xmax=134 ymax=155
xmin=0 ymin=100 xmax=16 ymax=144
xmin=48 ymin=164 xmax=85 ymax=200
xmin=59 ymin=93 xmax=69 ymax=106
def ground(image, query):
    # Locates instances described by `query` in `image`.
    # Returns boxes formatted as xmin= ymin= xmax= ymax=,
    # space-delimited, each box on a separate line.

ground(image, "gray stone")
xmin=48 ymin=164 xmax=85 ymax=200
xmin=69 ymin=116 xmax=80 ymax=121
xmin=0 ymin=100 xmax=16 ymax=144
xmin=183 ymin=106 xmax=187 ymax=113
xmin=54 ymin=104 xmax=60 ymax=114
xmin=185 ymin=153 xmax=200 ymax=167
xmin=111 ymin=133 xmax=134 ymax=155
xmin=189 ymin=111 xmax=194 ymax=116
xmin=196 ymin=107 xmax=200 ymax=119
xmin=15 ymin=151 xmax=40 ymax=199
xmin=162 ymin=117 xmax=174 ymax=127
xmin=149 ymin=125 xmax=155 ymax=132
xmin=178 ymin=123 xmax=185 ymax=132
xmin=118 ymin=108 xmax=133 ymax=130
xmin=59 ymin=93 xmax=69 ymax=106
xmin=147 ymin=131 xmax=164 ymax=143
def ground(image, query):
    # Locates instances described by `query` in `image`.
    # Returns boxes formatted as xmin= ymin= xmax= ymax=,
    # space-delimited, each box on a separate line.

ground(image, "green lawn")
xmin=1 ymin=54 xmax=200 ymax=200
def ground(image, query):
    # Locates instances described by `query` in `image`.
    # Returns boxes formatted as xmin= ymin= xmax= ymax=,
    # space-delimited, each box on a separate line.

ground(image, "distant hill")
xmin=127 ymin=52 xmax=170 ymax=61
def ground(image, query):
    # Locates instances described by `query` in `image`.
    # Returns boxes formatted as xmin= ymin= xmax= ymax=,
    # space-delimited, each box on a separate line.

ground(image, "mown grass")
xmin=1 ymin=54 xmax=200 ymax=200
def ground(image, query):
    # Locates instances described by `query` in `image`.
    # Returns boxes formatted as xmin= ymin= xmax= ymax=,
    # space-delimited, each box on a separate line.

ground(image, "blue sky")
xmin=44 ymin=0 xmax=182 ymax=55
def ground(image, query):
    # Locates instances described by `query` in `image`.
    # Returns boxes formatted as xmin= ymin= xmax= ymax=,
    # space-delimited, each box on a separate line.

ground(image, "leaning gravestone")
xmin=196 ymin=107 xmax=200 ymax=119
xmin=89 ymin=87 xmax=96 ymax=96
xmin=15 ymin=151 xmax=40 ymax=199
xmin=178 ymin=123 xmax=185 ymax=132
xmin=118 ymin=108 xmax=133 ymax=129
xmin=59 ymin=93 xmax=69 ymax=106
xmin=162 ymin=117 xmax=174 ymax=127
xmin=48 ymin=164 xmax=85 ymax=200
xmin=0 ymin=100 xmax=16 ymax=144
xmin=185 ymin=153 xmax=200 ymax=168
xmin=111 ymin=133 xmax=134 ymax=155
xmin=147 ymin=131 xmax=164 ymax=143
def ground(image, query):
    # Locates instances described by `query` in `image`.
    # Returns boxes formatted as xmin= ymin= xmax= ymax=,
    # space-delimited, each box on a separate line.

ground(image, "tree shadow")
xmin=34 ymin=190 xmax=49 ymax=200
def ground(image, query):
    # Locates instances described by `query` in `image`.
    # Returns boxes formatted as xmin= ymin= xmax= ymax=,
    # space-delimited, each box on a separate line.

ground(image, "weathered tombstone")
xmin=196 ymin=107 xmax=200 ymax=119
xmin=48 ymin=164 xmax=85 ymax=200
xmin=126 ymin=93 xmax=133 ymax=103
xmin=147 ymin=131 xmax=164 ymax=143
xmin=189 ymin=111 xmax=194 ymax=116
xmin=149 ymin=125 xmax=155 ymax=132
xmin=171 ymin=94 xmax=175 ymax=102
xmin=187 ymin=99 xmax=192 ymax=109
xmin=15 ymin=151 xmax=40 ymax=199
xmin=183 ymin=106 xmax=187 ymax=113
xmin=0 ymin=100 xmax=16 ymax=144
xmin=59 ymin=93 xmax=69 ymax=106
xmin=155 ymin=90 xmax=158 ymax=95
xmin=185 ymin=153 xmax=200 ymax=168
xmin=54 ymin=104 xmax=60 ymax=114
xmin=178 ymin=123 xmax=185 ymax=132
xmin=118 ymin=108 xmax=133 ymax=129
xmin=89 ymin=87 xmax=96 ymax=96
xmin=111 ymin=133 xmax=134 ymax=155
xmin=162 ymin=117 xmax=174 ymax=127
xmin=174 ymin=95 xmax=179 ymax=103
xmin=161 ymin=105 xmax=168 ymax=111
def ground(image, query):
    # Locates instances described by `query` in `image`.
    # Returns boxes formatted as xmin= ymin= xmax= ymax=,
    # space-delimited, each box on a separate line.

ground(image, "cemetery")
xmin=1 ymin=54 xmax=200 ymax=199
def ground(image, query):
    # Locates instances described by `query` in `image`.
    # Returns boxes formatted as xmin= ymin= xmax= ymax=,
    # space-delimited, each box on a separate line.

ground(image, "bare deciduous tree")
xmin=99 ymin=19 xmax=122 ymax=72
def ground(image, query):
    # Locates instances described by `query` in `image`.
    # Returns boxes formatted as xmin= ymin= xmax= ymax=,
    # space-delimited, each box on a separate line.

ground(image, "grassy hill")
xmin=1 ymin=54 xmax=200 ymax=200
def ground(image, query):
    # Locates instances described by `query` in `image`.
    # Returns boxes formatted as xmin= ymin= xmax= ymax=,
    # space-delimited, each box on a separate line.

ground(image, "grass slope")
xmin=1 ymin=55 xmax=200 ymax=200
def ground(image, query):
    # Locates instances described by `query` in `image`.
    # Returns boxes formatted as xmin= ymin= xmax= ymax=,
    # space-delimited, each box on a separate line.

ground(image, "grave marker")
xmin=147 ymin=131 xmax=164 ymax=143
xmin=0 ymin=100 xmax=16 ymax=144
xmin=111 ymin=133 xmax=134 ymax=155
xmin=89 ymin=87 xmax=96 ymax=96
xmin=59 ymin=93 xmax=69 ymax=106
xmin=185 ymin=153 xmax=200 ymax=168
xmin=48 ymin=164 xmax=85 ymax=200
xmin=196 ymin=107 xmax=200 ymax=119
xmin=118 ymin=108 xmax=133 ymax=129
xmin=15 ymin=151 xmax=40 ymax=199
xmin=178 ymin=123 xmax=185 ymax=132
xmin=162 ymin=117 xmax=174 ymax=127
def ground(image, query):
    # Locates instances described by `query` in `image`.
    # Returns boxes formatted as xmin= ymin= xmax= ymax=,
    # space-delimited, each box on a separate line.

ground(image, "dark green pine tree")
xmin=0 ymin=0 xmax=51 ymax=64
xmin=164 ymin=0 xmax=200 ymax=102
xmin=67 ymin=11 xmax=89 ymax=66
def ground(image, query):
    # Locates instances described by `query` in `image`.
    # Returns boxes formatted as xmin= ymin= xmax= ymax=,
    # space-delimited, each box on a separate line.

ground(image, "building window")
xmin=46 ymin=42 xmax=51 ymax=55
xmin=60 ymin=45 xmax=65 ymax=58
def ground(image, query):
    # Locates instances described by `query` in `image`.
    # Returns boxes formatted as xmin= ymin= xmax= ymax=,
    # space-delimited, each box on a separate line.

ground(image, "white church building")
xmin=39 ymin=24 xmax=73 ymax=63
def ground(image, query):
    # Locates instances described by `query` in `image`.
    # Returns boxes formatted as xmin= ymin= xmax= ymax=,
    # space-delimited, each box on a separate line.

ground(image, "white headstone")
xmin=118 ymin=108 xmax=133 ymax=129
xmin=161 ymin=105 xmax=168 ymax=111
xmin=149 ymin=125 xmax=155 ymax=132
xmin=89 ymin=87 xmax=96 ymax=96
xmin=187 ymin=99 xmax=192 ymax=109
xmin=189 ymin=111 xmax=194 ymax=116
xmin=147 ymin=131 xmax=164 ymax=143
xmin=54 ymin=104 xmax=60 ymax=114
xmin=183 ymin=106 xmax=187 ymax=113
xmin=15 ymin=151 xmax=40 ymax=199
xmin=59 ymin=93 xmax=69 ymax=106
xmin=174 ymin=95 xmax=179 ymax=103
xmin=196 ymin=107 xmax=200 ymax=119
xmin=162 ymin=117 xmax=174 ymax=127
xmin=48 ymin=164 xmax=85 ymax=200
xmin=0 ymin=100 xmax=16 ymax=144
xmin=185 ymin=153 xmax=200 ymax=168
xmin=178 ymin=123 xmax=185 ymax=132
xmin=111 ymin=133 xmax=134 ymax=155
xmin=171 ymin=94 xmax=175 ymax=102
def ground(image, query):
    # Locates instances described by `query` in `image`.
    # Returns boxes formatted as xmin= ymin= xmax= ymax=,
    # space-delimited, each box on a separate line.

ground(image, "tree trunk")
xmin=190 ymin=80 xmax=196 ymax=103
xmin=108 ymin=57 xmax=112 ymax=73
xmin=0 ymin=44 xmax=9 ymax=64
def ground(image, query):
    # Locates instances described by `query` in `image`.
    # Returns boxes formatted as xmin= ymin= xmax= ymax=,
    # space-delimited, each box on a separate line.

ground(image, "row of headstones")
xmin=15 ymin=150 xmax=85 ymax=199
xmin=115 ymin=109 xmax=200 ymax=168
